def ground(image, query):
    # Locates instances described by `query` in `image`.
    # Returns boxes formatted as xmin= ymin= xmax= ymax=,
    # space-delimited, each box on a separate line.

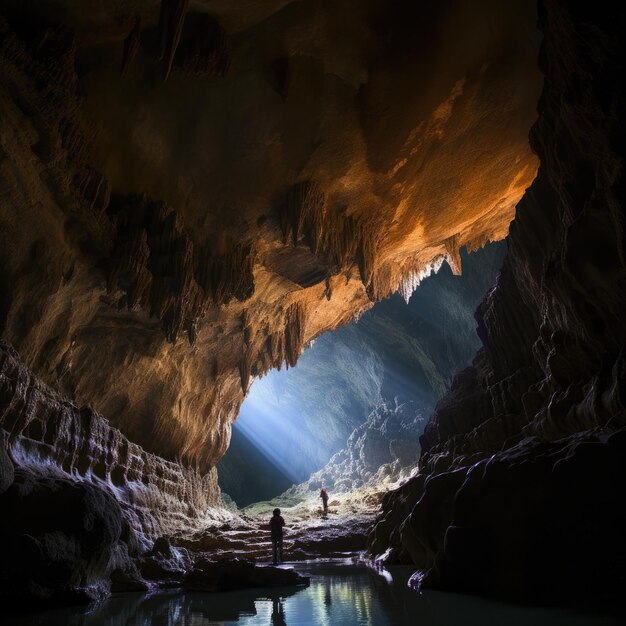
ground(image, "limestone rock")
xmin=221 ymin=243 xmax=507 ymax=505
xmin=285 ymin=401 xmax=423 ymax=497
xmin=0 ymin=0 xmax=540 ymax=469
xmin=138 ymin=536 xmax=190 ymax=583
xmin=369 ymin=0 xmax=626 ymax=602
xmin=0 ymin=343 xmax=227 ymax=550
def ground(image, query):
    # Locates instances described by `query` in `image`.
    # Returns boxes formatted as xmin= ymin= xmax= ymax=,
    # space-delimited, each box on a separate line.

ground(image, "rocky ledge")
xmin=184 ymin=558 xmax=309 ymax=592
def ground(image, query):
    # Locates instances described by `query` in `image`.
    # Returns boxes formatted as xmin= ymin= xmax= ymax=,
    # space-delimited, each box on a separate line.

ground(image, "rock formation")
xmin=0 ymin=341 xmax=229 ymax=604
xmin=221 ymin=242 xmax=506 ymax=505
xmin=0 ymin=0 xmax=540 ymax=472
xmin=285 ymin=400 xmax=423 ymax=498
xmin=0 ymin=342 xmax=224 ymax=545
xmin=368 ymin=0 xmax=626 ymax=602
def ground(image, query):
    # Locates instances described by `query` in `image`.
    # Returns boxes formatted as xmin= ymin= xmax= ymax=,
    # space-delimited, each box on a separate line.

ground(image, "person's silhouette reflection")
xmin=271 ymin=598 xmax=286 ymax=626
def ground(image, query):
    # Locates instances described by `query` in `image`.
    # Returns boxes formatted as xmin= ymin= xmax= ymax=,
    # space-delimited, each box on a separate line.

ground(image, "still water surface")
xmin=4 ymin=560 xmax=623 ymax=626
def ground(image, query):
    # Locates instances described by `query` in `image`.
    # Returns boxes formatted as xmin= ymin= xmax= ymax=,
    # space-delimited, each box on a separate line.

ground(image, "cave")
xmin=0 ymin=0 xmax=624 ymax=624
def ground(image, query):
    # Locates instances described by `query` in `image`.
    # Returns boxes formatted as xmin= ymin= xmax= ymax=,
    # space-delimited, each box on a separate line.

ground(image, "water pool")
xmin=3 ymin=560 xmax=623 ymax=625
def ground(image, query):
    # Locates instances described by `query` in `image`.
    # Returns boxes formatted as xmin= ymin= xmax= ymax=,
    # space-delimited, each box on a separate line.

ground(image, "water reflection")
xmin=3 ymin=561 xmax=624 ymax=626
xmin=271 ymin=598 xmax=286 ymax=626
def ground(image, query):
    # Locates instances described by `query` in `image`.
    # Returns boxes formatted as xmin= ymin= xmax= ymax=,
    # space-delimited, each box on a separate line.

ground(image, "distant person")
xmin=269 ymin=507 xmax=285 ymax=564
xmin=320 ymin=487 xmax=329 ymax=513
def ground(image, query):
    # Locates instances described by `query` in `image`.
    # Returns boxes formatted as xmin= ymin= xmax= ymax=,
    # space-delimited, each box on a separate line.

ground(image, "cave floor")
xmin=172 ymin=490 xmax=381 ymax=562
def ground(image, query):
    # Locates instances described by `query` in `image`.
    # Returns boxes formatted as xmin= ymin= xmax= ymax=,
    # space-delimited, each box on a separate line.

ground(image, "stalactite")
xmin=357 ymin=228 xmax=379 ymax=300
xmin=242 ymin=311 xmax=253 ymax=345
xmin=186 ymin=317 xmax=198 ymax=346
xmin=393 ymin=256 xmax=447 ymax=303
xmin=195 ymin=242 xmax=255 ymax=306
xmin=174 ymin=13 xmax=230 ymax=78
xmin=324 ymin=275 xmax=332 ymax=300
xmin=107 ymin=197 xmax=256 ymax=343
xmin=206 ymin=242 xmax=256 ymax=305
xmin=121 ymin=16 xmax=141 ymax=76
xmin=158 ymin=0 xmax=190 ymax=80
xmin=0 ymin=0 xmax=543 ymax=481
xmin=319 ymin=211 xmax=359 ymax=271
xmin=283 ymin=302 xmax=306 ymax=368
xmin=279 ymin=181 xmax=325 ymax=247
xmin=370 ymin=0 xmax=626 ymax=601
xmin=265 ymin=331 xmax=286 ymax=370
xmin=258 ymin=343 xmax=272 ymax=373
xmin=277 ymin=180 xmax=387 ymax=302
xmin=444 ymin=234 xmax=463 ymax=275
xmin=266 ymin=333 xmax=275 ymax=367
xmin=238 ymin=354 xmax=251 ymax=394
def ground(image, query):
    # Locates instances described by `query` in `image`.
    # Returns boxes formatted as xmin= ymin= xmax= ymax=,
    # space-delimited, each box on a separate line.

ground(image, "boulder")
xmin=0 ymin=469 xmax=140 ymax=605
xmin=138 ymin=536 xmax=189 ymax=583
xmin=184 ymin=558 xmax=309 ymax=592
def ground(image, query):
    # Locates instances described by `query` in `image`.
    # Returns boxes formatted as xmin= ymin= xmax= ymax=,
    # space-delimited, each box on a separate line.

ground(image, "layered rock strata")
xmin=369 ymin=0 xmax=626 ymax=602
xmin=0 ymin=341 xmax=230 ymax=603
xmin=0 ymin=0 xmax=540 ymax=469
xmin=0 ymin=342 xmax=224 ymax=542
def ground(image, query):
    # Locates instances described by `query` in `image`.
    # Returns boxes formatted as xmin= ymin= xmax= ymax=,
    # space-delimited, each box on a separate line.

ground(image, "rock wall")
xmin=0 ymin=340 xmax=233 ymax=603
xmin=0 ymin=342 xmax=226 ymax=547
xmin=369 ymin=0 xmax=626 ymax=602
xmin=0 ymin=0 xmax=540 ymax=470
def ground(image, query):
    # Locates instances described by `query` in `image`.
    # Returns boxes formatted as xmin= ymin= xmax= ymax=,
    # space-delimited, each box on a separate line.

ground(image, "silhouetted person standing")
xmin=320 ymin=487 xmax=329 ymax=514
xmin=270 ymin=507 xmax=285 ymax=564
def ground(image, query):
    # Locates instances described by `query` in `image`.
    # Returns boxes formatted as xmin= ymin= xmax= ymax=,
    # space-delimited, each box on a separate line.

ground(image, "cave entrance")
xmin=218 ymin=242 xmax=507 ymax=508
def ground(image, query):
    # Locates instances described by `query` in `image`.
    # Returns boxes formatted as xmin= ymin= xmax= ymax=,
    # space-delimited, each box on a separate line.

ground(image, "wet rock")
xmin=138 ymin=536 xmax=189 ymax=583
xmin=110 ymin=567 xmax=150 ymax=593
xmin=0 ymin=469 xmax=139 ymax=605
xmin=138 ymin=556 xmax=184 ymax=584
xmin=152 ymin=536 xmax=174 ymax=557
xmin=183 ymin=558 xmax=309 ymax=592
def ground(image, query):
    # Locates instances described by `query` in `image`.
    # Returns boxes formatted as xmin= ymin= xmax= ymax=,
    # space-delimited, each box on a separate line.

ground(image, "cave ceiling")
xmin=0 ymin=0 xmax=541 ymax=468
